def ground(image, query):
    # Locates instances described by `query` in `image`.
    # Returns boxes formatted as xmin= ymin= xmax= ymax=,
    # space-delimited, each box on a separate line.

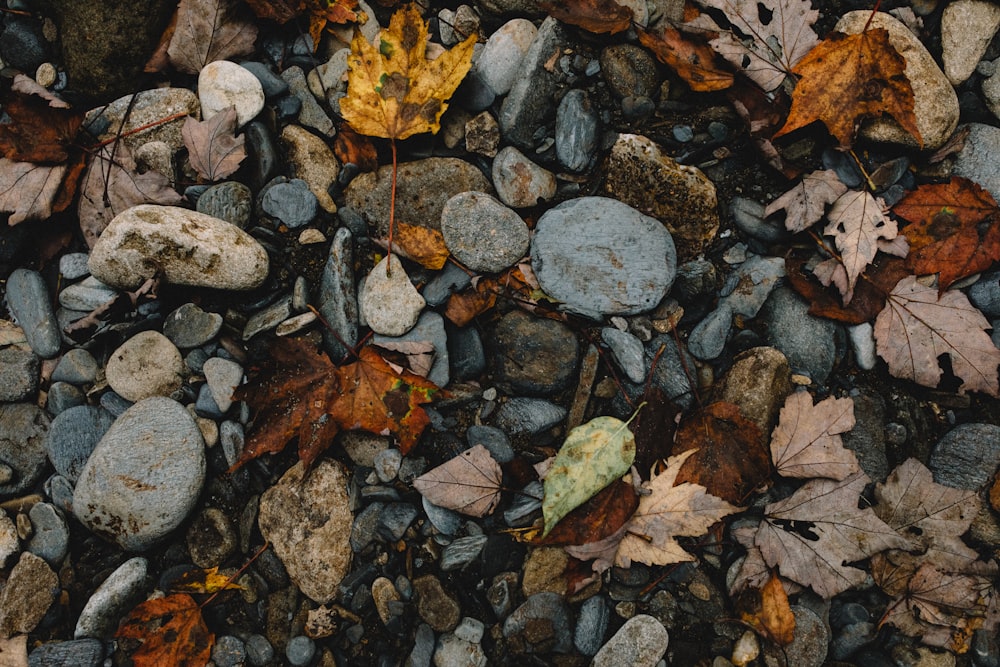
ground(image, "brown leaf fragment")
xmin=412 ymin=444 xmax=502 ymax=517
xmin=629 ymin=387 xmax=680 ymax=476
xmin=384 ymin=222 xmax=450 ymax=270
xmin=0 ymin=159 xmax=68 ymax=225
xmin=541 ymin=0 xmax=633 ymax=34
xmin=182 ymin=107 xmax=247 ymax=182
xmin=167 ymin=0 xmax=259 ymax=74
xmin=371 ymin=340 xmax=435 ymax=378
xmin=785 ymin=253 xmax=909 ymax=324
xmin=637 ymin=26 xmax=733 ymax=92
xmin=532 ymin=480 xmax=639 ymax=547
xmin=874 ymin=275 xmax=1000 ymax=396
xmin=0 ymin=91 xmax=82 ymax=164
xmin=116 ymin=593 xmax=214 ymax=667
xmin=167 ymin=566 xmax=243 ymax=594
xmin=824 ymin=190 xmax=898 ymax=303
xmin=765 ymin=169 xmax=848 ymax=233
xmin=333 ymin=125 xmax=379 ymax=172
xmin=774 ymin=28 xmax=921 ymax=148
xmin=770 ymin=391 xmax=859 ymax=480
xmin=10 ymin=74 xmax=70 ymax=109
xmin=737 ymin=571 xmax=796 ymax=646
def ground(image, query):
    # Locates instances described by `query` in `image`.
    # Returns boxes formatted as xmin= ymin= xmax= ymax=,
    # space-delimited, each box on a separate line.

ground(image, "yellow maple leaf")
xmin=341 ymin=3 xmax=476 ymax=140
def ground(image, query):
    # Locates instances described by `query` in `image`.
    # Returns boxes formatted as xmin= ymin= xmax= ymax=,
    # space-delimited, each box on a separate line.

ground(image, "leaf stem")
xmin=387 ymin=137 xmax=398 ymax=277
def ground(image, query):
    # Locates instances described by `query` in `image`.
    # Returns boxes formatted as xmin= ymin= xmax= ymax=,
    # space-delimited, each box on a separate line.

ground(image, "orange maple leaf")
xmin=774 ymin=28 xmax=921 ymax=149
xmin=243 ymin=0 xmax=364 ymax=49
xmin=637 ymin=25 xmax=734 ymax=92
xmin=116 ymin=593 xmax=213 ymax=667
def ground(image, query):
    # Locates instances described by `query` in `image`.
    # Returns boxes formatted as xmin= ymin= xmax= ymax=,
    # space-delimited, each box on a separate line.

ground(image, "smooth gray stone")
xmin=591 ymin=614 xmax=668 ymax=666
xmin=644 ymin=334 xmax=695 ymax=409
xmin=245 ymin=634 xmax=275 ymax=667
xmin=930 ymin=423 xmax=1000 ymax=489
xmin=6 ymin=269 xmax=61 ymax=358
xmin=44 ymin=475 xmax=75 ymax=515
xmin=58 ymin=276 xmax=116 ymax=312
xmin=954 ymin=123 xmax=1000 ymax=201
xmin=378 ymin=502 xmax=419 ymax=542
xmin=285 ymin=636 xmax=315 ymax=667
xmin=197 ymin=181 xmax=253 ymax=228
xmin=601 ymin=327 xmax=646 ymax=383
xmin=242 ymin=295 xmax=294 ymax=341
xmin=195 ymin=383 xmax=224 ymax=419
xmin=969 ymin=268 xmax=1000 ymax=318
xmin=351 ymin=502 xmax=384 ymax=553
xmin=449 ymin=325 xmax=486 ymax=382
xmin=759 ymin=286 xmax=840 ymax=383
xmin=503 ymin=481 xmax=542 ymax=527
xmin=204 ymin=357 xmax=243 ymax=413
xmin=406 ymin=623 xmax=435 ymax=667
xmin=467 ymin=425 xmax=513 ymax=463
xmin=440 ymin=534 xmax=489 ymax=572
xmin=575 ymin=595 xmax=610 ymax=656
xmin=422 ymin=496 xmax=462 ymax=535
xmin=26 ymin=502 xmax=70 ymax=567
xmin=0 ymin=348 xmax=39 ymax=402
xmin=45 ymin=381 xmax=84 ymax=415
xmin=282 ymin=66 xmax=334 ymax=136
xmin=163 ymin=302 xmax=223 ymax=349
xmin=492 ymin=398 xmax=566 ymax=435
xmin=58 ymin=253 xmax=91 ymax=280
xmin=719 ymin=254 xmax=786 ymax=317
xmin=51 ymin=348 xmax=98 ymax=385
xmin=261 ymin=178 xmax=318 ymax=228
xmin=422 ymin=261 xmax=471 ymax=307
xmin=556 ymin=89 xmax=600 ymax=172
xmin=440 ymin=192 xmax=529 ymax=273
xmin=373 ymin=311 xmax=449 ymax=388
xmin=74 ymin=557 xmax=148 ymax=639
xmin=687 ymin=303 xmax=734 ymax=361
xmin=28 ymin=638 xmax=104 ymax=667
xmin=318 ymin=227 xmax=359 ymax=360
xmin=0 ymin=403 xmax=50 ymax=496
xmin=503 ymin=592 xmax=573 ymax=654
xmin=240 ymin=61 xmax=289 ymax=98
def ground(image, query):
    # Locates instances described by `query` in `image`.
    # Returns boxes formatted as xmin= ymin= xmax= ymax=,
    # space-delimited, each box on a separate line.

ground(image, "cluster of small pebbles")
xmin=2 ymin=0 xmax=1000 ymax=666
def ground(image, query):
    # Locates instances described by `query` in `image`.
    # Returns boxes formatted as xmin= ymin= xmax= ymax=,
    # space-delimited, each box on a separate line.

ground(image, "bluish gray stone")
xmin=440 ymin=535 xmax=488 ymax=572
xmin=503 ymin=481 xmax=543 ymax=527
xmin=286 ymin=636 xmax=316 ymax=667
xmin=74 ymin=557 xmax=148 ymax=639
xmin=44 ymin=474 xmax=75 ymax=515
xmin=830 ymin=622 xmax=875 ymax=661
xmin=58 ymin=276 xmax=116 ymax=312
xmin=374 ymin=448 xmax=402 ymax=483
xmin=245 ymin=634 xmax=275 ymax=667
xmin=211 ymin=635 xmax=247 ymax=667
xmin=475 ymin=18 xmax=537 ymax=97
xmin=58 ymin=253 xmax=92 ymax=281
xmin=282 ymin=66 xmax=334 ymax=136
xmin=954 ymin=123 xmax=1000 ymax=201
xmin=373 ymin=311 xmax=449 ymax=388
xmin=556 ymin=89 xmax=600 ymax=172
xmin=262 ymin=178 xmax=319 ymax=228
xmin=318 ymin=227 xmax=359 ymax=360
xmin=239 ymin=61 xmax=289 ymax=97
xmin=28 ymin=638 xmax=104 ymax=667
xmin=531 ymin=197 xmax=676 ymax=317
xmin=720 ymin=254 xmax=786 ymax=317
xmin=242 ymin=295 xmax=294 ymax=341
xmin=0 ymin=403 xmax=50 ymax=496
xmin=26 ymin=502 xmax=69 ymax=567
xmin=591 ymin=614 xmax=668 ymax=666
xmin=51 ymin=348 xmax=98 ymax=385
xmin=73 ymin=397 xmax=206 ymax=551
xmin=493 ymin=398 xmax=566 ymax=435
xmin=406 ymin=623 xmax=435 ymax=667
xmin=575 ymin=595 xmax=610 ymax=656
xmin=466 ymin=425 xmax=513 ymax=463
xmin=45 ymin=405 xmax=115 ymax=482
xmin=687 ymin=303 xmax=734 ymax=361
xmin=441 ymin=192 xmax=529 ymax=273
xmin=969 ymin=268 xmax=1000 ymax=318
xmin=503 ymin=592 xmax=573 ymax=654
xmin=197 ymin=181 xmax=253 ymax=228
xmin=758 ymin=286 xmax=840 ymax=383
xmin=449 ymin=326 xmax=486 ymax=382
xmin=98 ymin=391 xmax=132 ymax=417
xmin=351 ymin=502 xmax=384 ymax=552
xmin=0 ymin=348 xmax=39 ymax=402
xmin=732 ymin=196 xmax=791 ymax=245
xmin=162 ymin=303 xmax=224 ymax=349
xmin=378 ymin=502 xmax=419 ymax=542
xmin=601 ymin=328 xmax=646 ymax=383
xmin=422 ymin=496 xmax=462 ymax=535
xmin=422 ymin=261 xmax=472 ymax=307
xmin=453 ymin=68 xmax=496 ymax=112
xmin=6 ymin=269 xmax=61 ymax=358
xmin=0 ymin=16 xmax=48 ymax=72
xmin=930 ymin=423 xmax=1000 ymax=489
xmin=195 ymin=383 xmax=224 ymax=419
xmin=47 ymin=381 xmax=84 ymax=414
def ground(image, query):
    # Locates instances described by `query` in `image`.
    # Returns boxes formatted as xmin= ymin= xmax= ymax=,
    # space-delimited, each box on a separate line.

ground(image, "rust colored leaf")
xmin=671 ymin=402 xmax=770 ymax=505
xmin=785 ymin=253 xmax=910 ymax=324
xmin=629 ymin=387 xmax=680 ymax=476
xmin=182 ymin=107 xmax=247 ymax=182
xmin=333 ymin=125 xmax=378 ymax=172
xmin=533 ymin=480 xmax=639 ymax=547
xmin=774 ymin=28 xmax=921 ymax=149
xmin=637 ymin=26 xmax=733 ymax=91
xmin=0 ymin=91 xmax=83 ymax=164
xmin=444 ymin=281 xmax=497 ymax=327
xmin=167 ymin=567 xmax=243 ymax=594
xmin=412 ymin=445 xmax=503 ymax=517
xmin=166 ymin=0 xmax=258 ymax=75
xmin=739 ymin=571 xmax=796 ymax=646
xmin=541 ymin=0 xmax=633 ymax=35
xmin=894 ymin=178 xmax=1000 ymax=291
xmin=390 ymin=222 xmax=449 ymax=269
xmin=116 ymin=593 xmax=213 ymax=667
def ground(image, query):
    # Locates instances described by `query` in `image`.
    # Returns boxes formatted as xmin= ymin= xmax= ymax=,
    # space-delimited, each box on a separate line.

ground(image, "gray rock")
xmin=475 ymin=18 xmax=537 ymax=96
xmin=969 ymin=268 xmax=1000 ymax=317
xmin=6 ymin=269 xmax=61 ymax=358
xmin=422 ymin=496 xmax=462 ymax=535
xmin=954 ymin=123 xmax=1000 ymax=201
xmin=440 ymin=535 xmax=488 ymax=571
xmin=186 ymin=507 xmax=237 ymax=568
xmin=601 ymin=327 xmax=647 ymax=383
xmin=441 ymin=192 xmax=529 ymax=273
xmin=378 ymin=502 xmax=419 ymax=542
xmin=434 ymin=625 xmax=487 ymax=667
xmin=592 ymin=614 xmax=669 ymax=667
xmin=197 ymin=181 xmax=253 ymax=228
xmin=45 ymin=405 xmax=115 ymax=483
xmin=531 ymin=196 xmax=676 ymax=316
xmin=345 ymin=158 xmax=492 ymax=236
xmin=407 ymin=623 xmax=435 ymax=667
xmin=0 ymin=552 xmax=58 ymax=638
xmin=499 ymin=18 xmax=572 ymax=150
xmin=0 ymin=348 xmax=39 ymax=402
xmin=374 ymin=448 xmax=403 ymax=483
xmin=759 ymin=286 xmax=840 ymax=383
xmin=243 ymin=295 xmax=294 ymax=341
xmin=731 ymin=197 xmax=791 ymax=245
xmin=373 ymin=311 xmax=450 ymax=388
xmin=245 ymin=634 xmax=275 ymax=667
xmin=87 ymin=88 xmax=199 ymax=154
xmin=26 ymin=503 xmax=69 ymax=567
xmin=0 ymin=403 xmax=50 ymax=496
xmin=450 ymin=326 xmax=486 ymax=382
xmin=105 ymin=331 xmax=185 ymax=402
xmin=58 ymin=276 xmax=117 ymax=312
xmin=27 ymin=638 xmax=104 ymax=667
xmin=59 ymin=253 xmax=91 ymax=280
xmin=504 ymin=481 xmax=543 ymax=527
xmin=203 ymin=357 xmax=243 ymax=413
xmin=600 ymin=44 xmax=660 ymax=99
xmin=258 ymin=460 xmax=353 ymax=603
xmin=282 ymin=66 xmax=335 ymax=136
xmin=848 ymin=322 xmax=878 ymax=371
xmin=454 ymin=69 xmax=497 ymax=113
xmin=941 ymin=0 xmax=1000 ymax=86
xmin=830 ymin=622 xmax=876 ymax=661
xmin=489 ymin=310 xmax=578 ymax=395
xmin=73 ymin=397 xmax=206 ymax=551
xmin=198 ymin=60 xmax=264 ymax=127
xmin=74 ymin=557 xmax=148 ymax=639
xmin=555 ymin=89 xmax=600 ymax=172
xmin=212 ymin=635 xmax=247 ymax=667
xmin=162 ymin=303 xmax=223 ymax=349
xmin=491 ymin=146 xmax=557 ymax=208
xmin=45 ymin=475 xmax=75 ymax=516
xmin=493 ymin=398 xmax=566 ymax=435
xmin=361 ymin=255 xmax=426 ymax=337
xmin=765 ymin=606 xmax=828 ymax=667
xmin=280 ymin=124 xmax=340 ymax=213
xmin=929 ymin=423 xmax=1000 ymax=489
xmin=46 ymin=382 xmax=85 ymax=415
xmin=422 ymin=261 xmax=472 ymax=307
xmin=318 ymin=227 xmax=359 ymax=360
xmin=262 ymin=178 xmax=319 ymax=228
xmin=687 ymin=303 xmax=735 ymax=361
xmin=239 ymin=61 xmax=289 ymax=98
xmin=842 ymin=389 xmax=889 ymax=482
xmin=88 ymin=205 xmax=270 ymax=291
xmin=51 ymin=348 xmax=98 ymax=385
xmin=720 ymin=255 xmax=786 ymax=316
xmin=575 ymin=595 xmax=610 ymax=656
xmin=286 ymin=636 xmax=316 ymax=667
xmin=503 ymin=592 xmax=573 ymax=654
xmin=467 ymin=425 xmax=513 ymax=463
xmin=836 ymin=11 xmax=958 ymax=150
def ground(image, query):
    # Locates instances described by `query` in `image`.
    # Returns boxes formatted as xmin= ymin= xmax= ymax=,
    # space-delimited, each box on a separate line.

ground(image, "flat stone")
xmin=51 ymin=348 xmax=99 ymax=385
xmin=414 ymin=575 xmax=460 ymax=632
xmin=163 ymin=302 xmax=223 ymax=349
xmin=59 ymin=252 xmax=91 ymax=280
xmin=556 ymin=89 xmax=600 ymax=172
xmin=281 ymin=124 xmax=340 ymax=213
xmin=203 ymin=357 xmax=243 ymax=413
xmin=758 ymin=286 xmax=840 ymax=384
xmin=601 ymin=327 xmax=646 ymax=383
xmin=441 ymin=192 xmax=529 ymax=273
xmin=373 ymin=311 xmax=449 ymax=388
xmin=0 ymin=552 xmax=58 ymax=638
xmin=941 ymin=0 xmax=1000 ymax=86
xmin=199 ymin=60 xmax=265 ymax=127
xmin=105 ymin=331 xmax=184 ymax=402
xmin=0 ymin=348 xmax=38 ymax=402
xmin=0 ymin=403 xmax=50 ymax=496
xmin=929 ymin=423 xmax=1000 ymax=489
xmin=712 ymin=347 xmax=792 ymax=435
xmin=491 ymin=146 xmax=557 ymax=208
xmin=88 ymin=88 xmax=199 ymax=153
xmin=47 ymin=382 xmax=85 ymax=415
xmin=258 ymin=460 xmax=353 ymax=603
xmin=27 ymin=638 xmax=104 ymax=667
xmin=492 ymin=398 xmax=566 ymax=435
xmin=603 ymin=134 xmax=719 ymax=260
xmin=73 ymin=397 xmax=206 ymax=551
xmin=592 ymin=614 xmax=669 ymax=667
xmin=58 ymin=276 xmax=117 ymax=312
xmin=475 ymin=18 xmax=537 ymax=96
xmin=953 ymin=123 xmax=1000 ymax=200
xmin=45 ymin=405 xmax=115 ymax=483
xmin=574 ymin=595 xmax=610 ymax=656
xmin=836 ymin=11 xmax=959 ymax=150
xmin=88 ymin=205 xmax=269 ymax=290
xmin=360 ymin=255 xmax=426 ymax=337
xmin=6 ymin=269 xmax=61 ymax=358
xmin=282 ymin=66 xmax=335 ymax=137
xmin=488 ymin=310 xmax=579 ymax=395
xmin=502 ymin=592 xmax=573 ymax=654
xmin=74 ymin=557 xmax=148 ymax=639
xmin=318 ymin=227 xmax=358 ymax=360
xmin=531 ymin=196 xmax=676 ymax=316
xmin=26 ymin=502 xmax=69 ymax=567
xmin=197 ymin=181 xmax=253 ymax=228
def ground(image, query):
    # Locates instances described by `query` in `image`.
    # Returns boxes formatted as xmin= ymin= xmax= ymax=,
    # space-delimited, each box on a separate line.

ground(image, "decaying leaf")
xmin=785 ymin=253 xmax=910 ymax=324
xmin=737 ymin=571 xmax=796 ymax=646
xmin=116 ymin=593 xmax=213 ymax=667
xmin=894 ymin=178 xmax=1000 ymax=291
xmin=874 ymin=275 xmax=1000 ymax=396
xmin=166 ymin=0 xmax=258 ymax=75
xmin=384 ymin=222 xmax=450 ymax=269
xmin=616 ymin=449 xmax=741 ymax=567
xmin=755 ymin=472 xmax=913 ymax=598
xmin=770 ymin=391 xmax=859 ymax=480
xmin=774 ymin=28 xmax=920 ymax=148
xmin=166 ymin=567 xmax=243 ymax=594
xmin=765 ymin=169 xmax=848 ymax=233
xmin=0 ymin=91 xmax=83 ymax=164
xmin=540 ymin=0 xmax=633 ymax=35
xmin=333 ymin=125 xmax=379 ymax=172
xmin=533 ymin=480 xmax=639 ymax=547
xmin=10 ymin=73 xmax=70 ymax=109
xmin=371 ymin=339 xmax=435 ymax=378
xmin=823 ymin=190 xmax=898 ymax=303
xmin=0 ymin=159 xmax=70 ymax=225
xmin=637 ymin=26 xmax=734 ymax=92
xmin=182 ymin=107 xmax=247 ymax=182
xmin=245 ymin=0 xmax=365 ymax=48
xmin=690 ymin=0 xmax=819 ymax=92
xmin=412 ymin=444 xmax=502 ymax=517
xmin=542 ymin=415 xmax=637 ymax=536
xmin=341 ymin=4 xmax=476 ymax=140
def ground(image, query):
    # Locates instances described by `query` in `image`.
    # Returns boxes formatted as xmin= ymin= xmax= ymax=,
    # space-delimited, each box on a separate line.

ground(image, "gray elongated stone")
xmin=493 ymin=398 xmax=566 ymax=435
xmin=88 ymin=205 xmax=269 ymax=290
xmin=555 ymin=89 xmax=600 ymax=172
xmin=90 ymin=88 xmax=199 ymax=153
xmin=719 ymin=254 xmax=786 ymax=317
xmin=688 ymin=302 xmax=734 ymax=361
xmin=601 ymin=327 xmax=646 ymax=383
xmin=360 ymin=255 xmax=425 ymax=337
xmin=73 ymin=397 xmax=206 ymax=551
xmin=6 ymin=269 xmax=61 ymax=358
xmin=282 ymin=66 xmax=335 ymax=136
xmin=281 ymin=124 xmax=340 ymax=213
xmin=373 ymin=311 xmax=449 ymax=388
xmin=531 ymin=197 xmax=676 ymax=316
xmin=440 ymin=192 xmax=529 ymax=273
xmin=930 ymin=423 xmax=1000 ymax=489
xmin=28 ymin=638 xmax=105 ymax=667
xmin=74 ymin=557 xmax=148 ymax=639
xmin=475 ymin=18 xmax=537 ymax=96
xmin=58 ymin=276 xmax=117 ymax=311
xmin=592 ymin=614 xmax=668 ymax=667
xmin=319 ymin=227 xmax=358 ymax=360
xmin=45 ymin=405 xmax=115 ymax=482
xmin=574 ymin=595 xmax=610 ymax=656
xmin=0 ymin=403 xmax=50 ymax=496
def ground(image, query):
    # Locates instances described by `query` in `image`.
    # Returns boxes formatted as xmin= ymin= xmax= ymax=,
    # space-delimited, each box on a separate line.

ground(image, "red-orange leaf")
xmin=0 ymin=91 xmax=83 ymax=164
xmin=894 ymin=177 xmax=1000 ymax=291
xmin=531 ymin=480 xmax=639 ymax=546
xmin=540 ymin=0 xmax=633 ymax=34
xmin=116 ymin=593 xmax=213 ymax=667
xmin=785 ymin=253 xmax=911 ymax=324
xmin=637 ymin=26 xmax=734 ymax=92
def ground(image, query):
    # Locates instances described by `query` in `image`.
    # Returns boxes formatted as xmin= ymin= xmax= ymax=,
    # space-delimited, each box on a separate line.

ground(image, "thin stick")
xmin=387 ymin=138 xmax=398 ymax=276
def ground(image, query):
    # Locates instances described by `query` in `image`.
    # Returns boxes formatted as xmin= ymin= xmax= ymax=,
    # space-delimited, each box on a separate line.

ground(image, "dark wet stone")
xmin=503 ymin=592 xmax=573 ymax=654
xmin=600 ymin=44 xmax=660 ymax=99
xmin=6 ymin=269 xmax=61 ymax=359
xmin=197 ymin=181 xmax=253 ymax=229
xmin=45 ymin=405 xmax=114 ymax=483
xmin=0 ymin=403 xmax=50 ymax=496
xmin=28 ymin=638 xmax=104 ymax=667
xmin=0 ymin=15 xmax=48 ymax=73
xmin=0 ymin=348 xmax=39 ymax=402
xmin=489 ymin=310 xmax=579 ymax=395
xmin=758 ymin=286 xmax=840 ymax=383
xmin=929 ymin=423 xmax=1000 ymax=489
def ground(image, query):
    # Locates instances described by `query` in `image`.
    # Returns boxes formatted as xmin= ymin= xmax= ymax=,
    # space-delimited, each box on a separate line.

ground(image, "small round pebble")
xmin=285 ymin=635 xmax=316 ymax=666
xmin=246 ymin=634 xmax=275 ymax=667
xmin=211 ymin=635 xmax=247 ymax=667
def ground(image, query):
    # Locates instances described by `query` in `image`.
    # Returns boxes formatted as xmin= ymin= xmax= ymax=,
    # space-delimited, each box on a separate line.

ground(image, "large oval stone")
xmin=531 ymin=197 xmax=676 ymax=316
xmin=88 ymin=205 xmax=269 ymax=290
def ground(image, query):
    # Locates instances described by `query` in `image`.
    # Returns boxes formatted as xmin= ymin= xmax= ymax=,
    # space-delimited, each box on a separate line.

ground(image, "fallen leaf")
xmin=542 ymin=414 xmax=637 ymax=536
xmin=824 ymin=190 xmax=898 ymax=303
xmin=10 ymin=73 xmax=70 ymax=109
xmin=0 ymin=91 xmax=82 ymax=164
xmin=894 ymin=177 xmax=1000 ymax=291
xmin=765 ymin=169 xmax=848 ymax=233
xmin=386 ymin=222 xmax=450 ymax=269
xmin=245 ymin=0 xmax=363 ymax=28
xmin=341 ymin=3 xmax=476 ymax=140
xmin=166 ymin=567 xmax=243 ymax=594
xmin=874 ymin=275 xmax=1000 ymax=396
xmin=540 ymin=0 xmax=633 ymax=35
xmin=769 ymin=391 xmax=859 ymax=480
xmin=333 ymin=125 xmax=379 ymax=172
xmin=729 ymin=524 xmax=773 ymax=593
xmin=370 ymin=339 xmax=435 ymax=378
xmin=564 ymin=524 xmax=628 ymax=575
xmin=0 ymin=159 xmax=70 ymax=225
xmin=533 ymin=480 xmax=639 ymax=547
xmin=616 ymin=449 xmax=741 ymax=567
xmin=412 ymin=444 xmax=502 ymax=517
xmin=755 ymin=472 xmax=913 ymax=598
xmin=671 ymin=402 xmax=770 ymax=505
xmin=785 ymin=253 xmax=910 ymax=324
xmin=637 ymin=26 xmax=734 ymax=92
xmin=774 ymin=28 xmax=921 ymax=148
xmin=737 ymin=571 xmax=796 ymax=646
xmin=690 ymin=0 xmax=819 ymax=92
xmin=166 ymin=0 xmax=258 ymax=75
xmin=628 ymin=387 xmax=680 ymax=476
xmin=182 ymin=107 xmax=247 ymax=182
xmin=116 ymin=593 xmax=213 ymax=667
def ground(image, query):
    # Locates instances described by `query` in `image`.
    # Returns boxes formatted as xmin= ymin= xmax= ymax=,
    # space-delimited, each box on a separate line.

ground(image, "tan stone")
xmin=281 ymin=124 xmax=340 ymax=213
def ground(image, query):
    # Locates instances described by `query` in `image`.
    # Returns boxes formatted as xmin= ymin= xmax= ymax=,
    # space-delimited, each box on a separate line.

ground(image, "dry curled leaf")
xmin=341 ymin=4 xmax=475 ymax=140
xmin=166 ymin=567 xmax=243 ymax=594
xmin=637 ymin=26 xmax=734 ymax=92
xmin=116 ymin=593 xmax=213 ymax=667
xmin=412 ymin=444 xmax=502 ymax=517
xmin=182 ymin=107 xmax=247 ymax=182
xmin=540 ymin=0 xmax=633 ymax=35
xmin=765 ymin=169 xmax=848 ymax=233
xmin=874 ymin=275 xmax=1000 ymax=396
xmin=166 ymin=0 xmax=258 ymax=75
xmin=770 ymin=391 xmax=859 ymax=480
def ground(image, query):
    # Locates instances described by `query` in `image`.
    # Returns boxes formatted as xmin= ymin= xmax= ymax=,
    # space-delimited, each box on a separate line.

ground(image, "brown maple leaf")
xmin=894 ymin=177 xmax=1000 ymax=292
xmin=245 ymin=0 xmax=365 ymax=49
xmin=540 ymin=0 xmax=633 ymax=35
xmin=166 ymin=0 xmax=258 ymax=75
xmin=637 ymin=25 xmax=734 ymax=92
xmin=182 ymin=107 xmax=247 ymax=182
xmin=0 ymin=90 xmax=83 ymax=164
xmin=769 ymin=391 xmax=859 ymax=481
xmin=773 ymin=27 xmax=921 ymax=149
xmin=116 ymin=593 xmax=214 ymax=667
xmin=412 ymin=444 xmax=502 ymax=517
